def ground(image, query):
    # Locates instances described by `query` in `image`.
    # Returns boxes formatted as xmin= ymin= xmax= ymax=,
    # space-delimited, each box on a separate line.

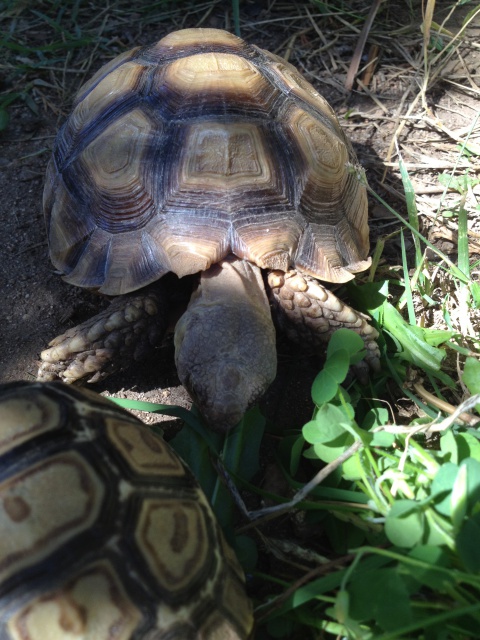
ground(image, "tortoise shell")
xmin=0 ymin=381 xmax=253 ymax=639
xmin=44 ymin=28 xmax=370 ymax=296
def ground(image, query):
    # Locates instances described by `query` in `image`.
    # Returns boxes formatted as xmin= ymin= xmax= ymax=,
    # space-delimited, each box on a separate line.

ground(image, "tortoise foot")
xmin=38 ymin=287 xmax=169 ymax=384
xmin=268 ymin=270 xmax=381 ymax=371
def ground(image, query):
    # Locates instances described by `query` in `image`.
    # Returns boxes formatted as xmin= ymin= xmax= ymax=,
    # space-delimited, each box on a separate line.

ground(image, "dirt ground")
xmin=1 ymin=0 xmax=479 ymax=429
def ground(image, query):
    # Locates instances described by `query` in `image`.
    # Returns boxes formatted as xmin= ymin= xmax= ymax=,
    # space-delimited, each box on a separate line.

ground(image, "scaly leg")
xmin=267 ymin=270 xmax=380 ymax=371
xmin=37 ymin=286 xmax=169 ymax=383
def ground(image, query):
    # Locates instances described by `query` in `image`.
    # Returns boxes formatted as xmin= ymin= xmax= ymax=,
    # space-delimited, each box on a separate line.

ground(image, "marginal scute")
xmin=7 ymin=561 xmax=142 ymax=640
xmin=150 ymin=213 xmax=230 ymax=280
xmin=295 ymin=223 xmax=356 ymax=283
xmin=60 ymin=226 xmax=112 ymax=289
xmin=42 ymin=158 xmax=58 ymax=223
xmin=219 ymin=571 xmax=256 ymax=636
xmin=332 ymin=212 xmax=371 ymax=273
xmin=198 ymin=609 xmax=250 ymax=640
xmin=231 ymin=215 xmax=302 ymax=272
xmin=47 ymin=177 xmax=96 ymax=275
xmin=62 ymin=227 xmax=171 ymax=295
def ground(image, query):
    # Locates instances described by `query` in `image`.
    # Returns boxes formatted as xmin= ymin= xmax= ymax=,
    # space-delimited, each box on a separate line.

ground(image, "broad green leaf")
xmin=302 ymin=420 xmax=325 ymax=445
xmin=457 ymin=432 xmax=480 ymax=463
xmin=311 ymin=374 xmax=337 ymax=405
xmin=440 ymin=429 xmax=458 ymax=463
xmin=302 ymin=405 xmax=349 ymax=444
xmin=423 ymin=509 xmax=455 ymax=548
xmin=461 ymin=458 xmax=480 ymax=514
xmin=463 ymin=357 xmax=480 ymax=392
xmin=303 ymin=404 xmax=355 ymax=463
xmin=313 ymin=432 xmax=354 ymax=464
xmin=370 ymin=430 xmax=395 ymax=447
xmin=346 ymin=279 xmax=389 ymax=316
xmin=311 ymin=349 xmax=350 ymax=405
xmin=334 ymin=589 xmax=350 ymax=624
xmin=362 ymin=406 xmax=390 ymax=429
xmin=385 ymin=500 xmax=425 ymax=547
xmin=456 ymin=513 xmax=480 ymax=572
xmin=349 ymin=568 xmax=412 ymax=631
xmin=451 ymin=462 xmax=468 ymax=530
xmin=462 ymin=357 xmax=480 ymax=411
xmin=407 ymin=545 xmax=453 ymax=589
xmin=422 ymin=328 xmax=456 ymax=347
xmin=431 ymin=462 xmax=458 ymax=516
xmin=327 ymin=328 xmax=364 ymax=359
xmin=342 ymin=451 xmax=365 ymax=480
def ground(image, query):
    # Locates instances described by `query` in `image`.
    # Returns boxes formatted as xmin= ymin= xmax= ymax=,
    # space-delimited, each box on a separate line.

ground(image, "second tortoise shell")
xmin=44 ymin=28 xmax=370 ymax=296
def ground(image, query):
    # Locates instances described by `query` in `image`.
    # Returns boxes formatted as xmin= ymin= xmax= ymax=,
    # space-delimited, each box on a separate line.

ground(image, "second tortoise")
xmin=38 ymin=28 xmax=379 ymax=430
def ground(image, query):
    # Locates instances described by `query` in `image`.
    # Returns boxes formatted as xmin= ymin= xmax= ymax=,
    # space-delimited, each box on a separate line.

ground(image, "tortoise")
xmin=0 ymin=380 xmax=254 ymax=639
xmin=38 ymin=28 xmax=380 ymax=431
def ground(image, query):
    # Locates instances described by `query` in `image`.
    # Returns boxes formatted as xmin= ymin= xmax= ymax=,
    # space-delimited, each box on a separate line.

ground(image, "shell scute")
xmin=135 ymin=497 xmax=213 ymax=597
xmin=58 ymin=62 xmax=149 ymax=170
xmin=141 ymin=28 xmax=253 ymax=64
xmin=0 ymin=451 xmax=104 ymax=584
xmin=259 ymin=48 xmax=341 ymax=133
xmin=7 ymin=560 xmax=142 ymax=640
xmin=106 ymin=419 xmax=186 ymax=479
xmin=79 ymin=108 xmax=159 ymax=232
xmin=74 ymin=47 xmax=142 ymax=106
xmin=151 ymin=53 xmax=279 ymax=119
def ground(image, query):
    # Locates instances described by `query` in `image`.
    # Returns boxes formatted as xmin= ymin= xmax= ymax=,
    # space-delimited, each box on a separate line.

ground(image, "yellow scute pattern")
xmin=106 ymin=419 xmax=186 ymax=476
xmin=0 ymin=393 xmax=60 ymax=456
xmin=7 ymin=561 xmax=141 ymax=640
xmin=135 ymin=498 xmax=211 ymax=593
xmin=0 ymin=452 xmax=103 ymax=582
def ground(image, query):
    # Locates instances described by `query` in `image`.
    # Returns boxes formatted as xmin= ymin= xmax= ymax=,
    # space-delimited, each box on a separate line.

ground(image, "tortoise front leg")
xmin=267 ymin=270 xmax=380 ymax=371
xmin=37 ymin=286 xmax=170 ymax=384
